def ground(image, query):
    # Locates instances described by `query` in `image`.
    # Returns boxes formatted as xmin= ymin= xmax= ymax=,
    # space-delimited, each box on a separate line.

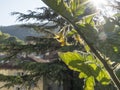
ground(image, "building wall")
xmin=0 ymin=69 xmax=63 ymax=90
xmin=0 ymin=69 xmax=44 ymax=90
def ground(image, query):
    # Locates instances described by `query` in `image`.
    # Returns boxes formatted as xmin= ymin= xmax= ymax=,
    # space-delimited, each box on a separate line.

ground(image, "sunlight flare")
xmin=91 ymin=0 xmax=108 ymax=10
xmin=90 ymin=0 xmax=116 ymax=17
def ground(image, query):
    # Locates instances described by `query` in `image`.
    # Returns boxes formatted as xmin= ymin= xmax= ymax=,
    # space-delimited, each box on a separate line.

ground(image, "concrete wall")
xmin=0 ymin=69 xmax=44 ymax=90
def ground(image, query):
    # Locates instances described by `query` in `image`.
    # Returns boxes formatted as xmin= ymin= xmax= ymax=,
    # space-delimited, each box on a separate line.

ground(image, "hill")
xmin=0 ymin=25 xmax=42 ymax=40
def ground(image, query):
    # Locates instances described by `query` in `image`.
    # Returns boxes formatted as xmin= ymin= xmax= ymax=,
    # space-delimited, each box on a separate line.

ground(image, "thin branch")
xmin=66 ymin=17 xmax=120 ymax=90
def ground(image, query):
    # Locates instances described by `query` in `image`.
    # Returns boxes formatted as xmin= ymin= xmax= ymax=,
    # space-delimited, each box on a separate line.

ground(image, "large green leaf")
xmin=58 ymin=52 xmax=110 ymax=86
xmin=58 ymin=52 xmax=84 ymax=65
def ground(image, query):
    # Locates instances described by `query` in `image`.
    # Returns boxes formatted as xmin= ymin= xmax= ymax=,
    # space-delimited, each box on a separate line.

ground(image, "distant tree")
xmin=0 ymin=3 xmax=84 ymax=90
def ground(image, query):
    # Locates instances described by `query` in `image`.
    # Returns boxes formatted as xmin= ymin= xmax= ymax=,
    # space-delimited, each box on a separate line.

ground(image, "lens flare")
xmin=91 ymin=0 xmax=107 ymax=9
xmin=91 ymin=0 xmax=108 ymax=10
xmin=90 ymin=0 xmax=116 ymax=17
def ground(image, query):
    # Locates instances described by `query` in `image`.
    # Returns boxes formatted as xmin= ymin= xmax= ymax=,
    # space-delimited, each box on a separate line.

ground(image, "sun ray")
xmin=91 ymin=0 xmax=108 ymax=10
xmin=90 ymin=0 xmax=116 ymax=17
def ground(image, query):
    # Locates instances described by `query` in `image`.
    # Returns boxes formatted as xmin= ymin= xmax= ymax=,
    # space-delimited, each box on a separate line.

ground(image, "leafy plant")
xmin=42 ymin=0 xmax=120 ymax=89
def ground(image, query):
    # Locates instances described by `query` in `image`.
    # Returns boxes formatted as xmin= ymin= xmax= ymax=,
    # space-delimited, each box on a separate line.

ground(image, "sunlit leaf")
xmin=58 ymin=52 xmax=84 ymax=65
xmin=42 ymin=0 xmax=73 ymax=21
xmin=70 ymin=0 xmax=88 ymax=17
xmin=59 ymin=52 xmax=110 ymax=86
xmin=84 ymin=76 xmax=95 ymax=90
xmin=96 ymin=70 xmax=110 ymax=85
xmin=113 ymin=46 xmax=118 ymax=52
xmin=84 ymin=14 xmax=95 ymax=26
xmin=79 ymin=72 xmax=88 ymax=78
xmin=67 ymin=29 xmax=77 ymax=37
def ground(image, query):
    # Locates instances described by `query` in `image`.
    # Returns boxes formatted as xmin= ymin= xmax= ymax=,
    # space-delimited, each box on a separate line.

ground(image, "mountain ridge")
xmin=0 ymin=25 xmax=42 ymax=40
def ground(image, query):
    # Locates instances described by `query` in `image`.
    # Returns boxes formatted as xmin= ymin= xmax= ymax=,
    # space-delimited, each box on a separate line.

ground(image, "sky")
xmin=0 ymin=0 xmax=46 ymax=26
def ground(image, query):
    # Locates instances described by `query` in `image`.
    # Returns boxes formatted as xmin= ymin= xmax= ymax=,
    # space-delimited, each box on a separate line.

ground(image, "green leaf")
xmin=79 ymin=72 xmax=88 ymax=78
xmin=42 ymin=0 xmax=74 ymax=21
xmin=58 ymin=52 xmax=89 ymax=73
xmin=67 ymin=29 xmax=77 ymax=37
xmin=84 ymin=76 xmax=95 ymax=90
xmin=59 ymin=52 xmax=110 ymax=85
xmin=96 ymin=70 xmax=110 ymax=85
xmin=42 ymin=0 xmax=91 ymax=22
xmin=113 ymin=46 xmax=118 ymax=52
xmin=58 ymin=52 xmax=84 ymax=65
xmin=59 ymin=52 xmax=96 ymax=76
xmin=70 ymin=0 xmax=88 ymax=17
xmin=84 ymin=14 xmax=95 ymax=26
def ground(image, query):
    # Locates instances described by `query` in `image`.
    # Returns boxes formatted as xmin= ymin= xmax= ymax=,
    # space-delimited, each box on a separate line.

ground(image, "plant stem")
xmin=72 ymin=23 xmax=120 ymax=90
xmin=60 ymin=14 xmax=120 ymax=89
xmin=42 ymin=0 xmax=120 ymax=88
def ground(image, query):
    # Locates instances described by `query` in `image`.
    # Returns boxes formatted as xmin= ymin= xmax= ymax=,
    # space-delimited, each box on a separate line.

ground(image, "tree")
xmin=0 ymin=4 xmax=84 ymax=90
xmin=41 ymin=0 xmax=120 ymax=90
xmin=0 ymin=0 xmax=120 ymax=90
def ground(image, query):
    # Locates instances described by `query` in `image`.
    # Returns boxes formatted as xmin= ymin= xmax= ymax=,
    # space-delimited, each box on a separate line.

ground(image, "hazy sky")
xmin=0 ymin=0 xmax=46 ymax=26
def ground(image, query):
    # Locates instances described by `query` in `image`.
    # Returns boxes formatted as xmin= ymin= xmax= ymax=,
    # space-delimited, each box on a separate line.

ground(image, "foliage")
xmin=59 ymin=51 xmax=110 ymax=90
xmin=42 ymin=0 xmax=120 ymax=90
xmin=0 ymin=60 xmax=70 ymax=89
xmin=11 ymin=7 xmax=66 ymax=37
xmin=0 ymin=0 xmax=120 ymax=90
xmin=0 ymin=10 xmax=83 ymax=90
xmin=0 ymin=31 xmax=24 ymax=45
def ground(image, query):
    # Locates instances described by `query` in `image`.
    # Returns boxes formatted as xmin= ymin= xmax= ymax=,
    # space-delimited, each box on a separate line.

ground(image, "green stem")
xmin=59 ymin=13 xmax=120 ymax=89
xmin=71 ymin=22 xmax=120 ymax=90
xmin=41 ymin=0 xmax=120 ymax=89
xmin=58 ymin=13 xmax=120 ymax=89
